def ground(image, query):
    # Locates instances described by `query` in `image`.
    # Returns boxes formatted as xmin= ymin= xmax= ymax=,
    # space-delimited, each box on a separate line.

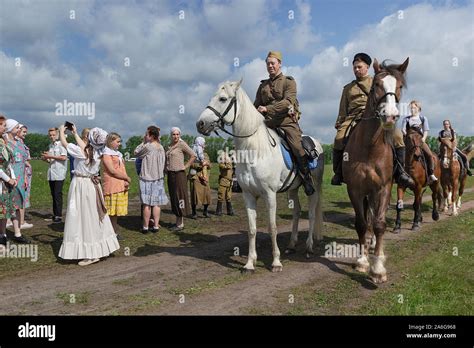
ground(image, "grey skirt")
xmin=139 ymin=178 xmax=169 ymax=206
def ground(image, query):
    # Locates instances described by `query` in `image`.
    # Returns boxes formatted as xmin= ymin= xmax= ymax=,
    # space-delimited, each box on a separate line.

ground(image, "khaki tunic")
xmin=254 ymin=73 xmax=305 ymax=157
xmin=189 ymin=153 xmax=211 ymax=206
xmin=334 ymin=75 xmax=373 ymax=150
xmin=217 ymin=161 xmax=233 ymax=202
xmin=334 ymin=75 xmax=405 ymax=149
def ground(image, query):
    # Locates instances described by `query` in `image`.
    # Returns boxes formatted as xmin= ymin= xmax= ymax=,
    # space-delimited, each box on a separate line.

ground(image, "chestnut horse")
xmin=393 ymin=130 xmax=441 ymax=232
xmin=343 ymin=58 xmax=408 ymax=284
xmin=439 ymin=138 xmax=468 ymax=215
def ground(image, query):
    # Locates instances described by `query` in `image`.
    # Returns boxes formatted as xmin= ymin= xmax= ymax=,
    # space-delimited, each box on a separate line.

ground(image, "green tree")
xmin=24 ymin=133 xmax=50 ymax=158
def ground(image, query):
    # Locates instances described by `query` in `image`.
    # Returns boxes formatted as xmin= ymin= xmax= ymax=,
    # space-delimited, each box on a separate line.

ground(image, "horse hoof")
xmin=370 ymin=273 xmax=387 ymax=284
xmin=284 ymin=248 xmax=296 ymax=255
xmin=432 ymin=211 xmax=440 ymax=221
xmin=355 ymin=264 xmax=369 ymax=273
xmin=411 ymin=224 xmax=420 ymax=231
xmin=305 ymin=252 xmax=313 ymax=259
xmin=240 ymin=267 xmax=255 ymax=274
xmin=392 ymin=227 xmax=401 ymax=234
xmin=272 ymin=265 xmax=283 ymax=273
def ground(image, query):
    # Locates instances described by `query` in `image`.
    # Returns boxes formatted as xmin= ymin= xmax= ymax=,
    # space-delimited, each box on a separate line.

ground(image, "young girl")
xmin=58 ymin=125 xmax=120 ymax=266
xmin=16 ymin=124 xmax=33 ymax=229
xmin=438 ymin=120 xmax=472 ymax=176
xmin=102 ymin=133 xmax=131 ymax=240
xmin=134 ymin=126 xmax=168 ymax=233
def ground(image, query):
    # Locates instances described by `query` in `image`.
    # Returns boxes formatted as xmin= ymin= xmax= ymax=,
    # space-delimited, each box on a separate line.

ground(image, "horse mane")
xmin=380 ymin=60 xmax=407 ymax=88
xmin=233 ymin=85 xmax=274 ymax=158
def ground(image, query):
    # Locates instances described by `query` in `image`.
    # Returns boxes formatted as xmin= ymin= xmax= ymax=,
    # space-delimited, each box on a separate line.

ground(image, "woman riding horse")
xmin=438 ymin=120 xmax=472 ymax=176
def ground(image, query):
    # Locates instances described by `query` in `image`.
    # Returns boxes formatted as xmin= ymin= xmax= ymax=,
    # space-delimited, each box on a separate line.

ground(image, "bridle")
xmin=363 ymin=72 xmax=400 ymax=121
xmin=205 ymin=95 xmax=258 ymax=138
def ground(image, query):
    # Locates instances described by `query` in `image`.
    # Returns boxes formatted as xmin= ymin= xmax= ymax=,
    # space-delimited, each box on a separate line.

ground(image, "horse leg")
xmin=306 ymin=184 xmax=323 ymax=258
xmin=457 ymin=174 xmax=466 ymax=209
xmin=242 ymin=192 xmax=258 ymax=273
xmin=265 ymin=192 xmax=282 ymax=272
xmin=393 ymin=185 xmax=405 ymax=234
xmin=412 ymin=186 xmax=422 ymax=231
xmin=430 ymin=181 xmax=440 ymax=221
xmin=285 ymin=189 xmax=300 ymax=255
xmin=348 ymin=193 xmax=369 ymax=273
xmin=452 ymin=176 xmax=459 ymax=216
xmin=369 ymin=189 xmax=390 ymax=284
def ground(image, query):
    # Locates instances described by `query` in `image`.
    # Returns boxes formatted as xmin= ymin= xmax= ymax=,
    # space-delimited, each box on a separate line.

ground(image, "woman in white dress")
xmin=58 ymin=125 xmax=120 ymax=266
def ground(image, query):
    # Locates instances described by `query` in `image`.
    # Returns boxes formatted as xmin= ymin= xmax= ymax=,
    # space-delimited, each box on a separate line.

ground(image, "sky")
xmin=0 ymin=0 xmax=473 ymax=144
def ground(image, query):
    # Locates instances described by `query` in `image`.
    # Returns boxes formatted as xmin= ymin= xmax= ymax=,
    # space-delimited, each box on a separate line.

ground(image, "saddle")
xmin=275 ymin=128 xmax=321 ymax=193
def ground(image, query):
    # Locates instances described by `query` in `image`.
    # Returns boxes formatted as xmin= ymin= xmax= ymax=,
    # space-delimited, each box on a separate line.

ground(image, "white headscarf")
xmin=192 ymin=136 xmax=206 ymax=161
xmin=6 ymin=119 xmax=19 ymax=133
xmin=88 ymin=127 xmax=108 ymax=156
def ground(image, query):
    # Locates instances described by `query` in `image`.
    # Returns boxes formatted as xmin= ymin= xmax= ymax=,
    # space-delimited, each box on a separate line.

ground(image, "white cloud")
xmin=0 ymin=0 xmax=472 ymax=145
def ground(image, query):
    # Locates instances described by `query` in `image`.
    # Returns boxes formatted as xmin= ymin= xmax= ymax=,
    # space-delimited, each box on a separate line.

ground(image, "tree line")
xmin=24 ymin=133 xmax=474 ymax=164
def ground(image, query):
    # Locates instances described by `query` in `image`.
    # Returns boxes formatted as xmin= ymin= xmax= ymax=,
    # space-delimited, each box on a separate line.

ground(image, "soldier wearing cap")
xmin=331 ymin=52 xmax=414 ymax=188
xmin=254 ymin=51 xmax=315 ymax=196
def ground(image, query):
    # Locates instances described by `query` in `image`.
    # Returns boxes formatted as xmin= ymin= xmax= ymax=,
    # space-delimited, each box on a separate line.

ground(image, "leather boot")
xmin=191 ymin=204 xmax=197 ymax=219
xmin=215 ymin=201 xmax=223 ymax=216
xmin=395 ymin=147 xmax=415 ymax=188
xmin=226 ymin=201 xmax=235 ymax=216
xmin=331 ymin=149 xmax=344 ymax=185
xmin=298 ymin=155 xmax=315 ymax=196
xmin=203 ymin=204 xmax=210 ymax=218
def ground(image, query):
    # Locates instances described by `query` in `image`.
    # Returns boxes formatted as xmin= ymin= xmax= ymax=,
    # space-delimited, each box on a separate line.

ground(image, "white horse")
xmin=196 ymin=80 xmax=324 ymax=272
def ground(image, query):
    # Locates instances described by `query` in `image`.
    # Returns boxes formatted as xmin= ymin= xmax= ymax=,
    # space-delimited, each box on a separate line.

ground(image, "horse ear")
xmin=398 ymin=57 xmax=409 ymax=74
xmin=235 ymin=77 xmax=243 ymax=90
xmin=373 ymin=58 xmax=380 ymax=74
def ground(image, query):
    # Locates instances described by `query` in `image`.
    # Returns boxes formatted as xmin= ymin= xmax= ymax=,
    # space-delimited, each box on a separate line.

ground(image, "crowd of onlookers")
xmin=0 ymin=116 xmax=235 ymax=266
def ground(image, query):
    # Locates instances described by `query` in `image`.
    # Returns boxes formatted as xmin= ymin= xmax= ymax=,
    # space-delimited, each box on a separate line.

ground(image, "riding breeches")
xmin=421 ymin=142 xmax=435 ymax=173
xmin=393 ymin=128 xmax=405 ymax=148
xmin=269 ymin=118 xmax=306 ymax=158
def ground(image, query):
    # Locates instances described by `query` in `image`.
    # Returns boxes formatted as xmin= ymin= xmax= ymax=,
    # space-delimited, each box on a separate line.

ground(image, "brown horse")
xmin=343 ymin=58 xmax=408 ymax=284
xmin=439 ymin=138 xmax=469 ymax=216
xmin=393 ymin=130 xmax=442 ymax=232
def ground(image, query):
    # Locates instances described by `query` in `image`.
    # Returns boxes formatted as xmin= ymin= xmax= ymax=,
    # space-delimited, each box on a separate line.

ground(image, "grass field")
xmin=1 ymin=159 xmax=473 ymax=315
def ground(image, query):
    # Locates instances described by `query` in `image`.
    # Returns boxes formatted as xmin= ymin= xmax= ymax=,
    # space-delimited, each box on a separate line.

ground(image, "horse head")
xmin=439 ymin=138 xmax=455 ymax=168
xmin=371 ymin=58 xmax=409 ymax=129
xmin=196 ymin=79 xmax=243 ymax=136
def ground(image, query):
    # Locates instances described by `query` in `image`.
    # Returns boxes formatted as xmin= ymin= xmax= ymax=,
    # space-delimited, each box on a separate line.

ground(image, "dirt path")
xmin=0 ymin=193 xmax=472 ymax=315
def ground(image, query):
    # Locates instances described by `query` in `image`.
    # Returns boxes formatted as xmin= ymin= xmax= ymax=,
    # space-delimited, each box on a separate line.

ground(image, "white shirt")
xmin=67 ymin=143 xmax=101 ymax=177
xmin=401 ymin=114 xmax=430 ymax=136
xmin=47 ymin=141 xmax=68 ymax=181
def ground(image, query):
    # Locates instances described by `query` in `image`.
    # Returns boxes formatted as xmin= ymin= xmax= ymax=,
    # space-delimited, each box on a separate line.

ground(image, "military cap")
xmin=266 ymin=51 xmax=282 ymax=62
xmin=353 ymin=52 xmax=372 ymax=66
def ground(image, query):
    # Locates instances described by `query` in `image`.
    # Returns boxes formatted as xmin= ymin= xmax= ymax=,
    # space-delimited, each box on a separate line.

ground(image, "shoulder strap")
xmin=355 ymin=80 xmax=369 ymax=97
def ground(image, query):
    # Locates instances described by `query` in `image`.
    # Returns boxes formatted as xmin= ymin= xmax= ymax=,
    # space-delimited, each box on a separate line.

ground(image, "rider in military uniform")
xmin=254 ymin=51 xmax=315 ymax=196
xmin=331 ymin=52 xmax=414 ymax=188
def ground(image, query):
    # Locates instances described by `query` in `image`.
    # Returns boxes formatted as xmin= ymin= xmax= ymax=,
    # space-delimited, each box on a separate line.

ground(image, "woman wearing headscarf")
xmin=165 ymin=127 xmax=196 ymax=231
xmin=189 ymin=136 xmax=212 ymax=218
xmin=58 ymin=125 xmax=120 ymax=266
xmin=0 ymin=115 xmax=18 ymax=247
xmin=16 ymin=124 xmax=33 ymax=229
xmin=4 ymin=118 xmax=30 ymax=244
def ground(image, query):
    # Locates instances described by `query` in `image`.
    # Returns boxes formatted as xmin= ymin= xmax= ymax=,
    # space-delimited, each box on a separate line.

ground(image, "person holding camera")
xmin=58 ymin=124 xmax=120 ymax=266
